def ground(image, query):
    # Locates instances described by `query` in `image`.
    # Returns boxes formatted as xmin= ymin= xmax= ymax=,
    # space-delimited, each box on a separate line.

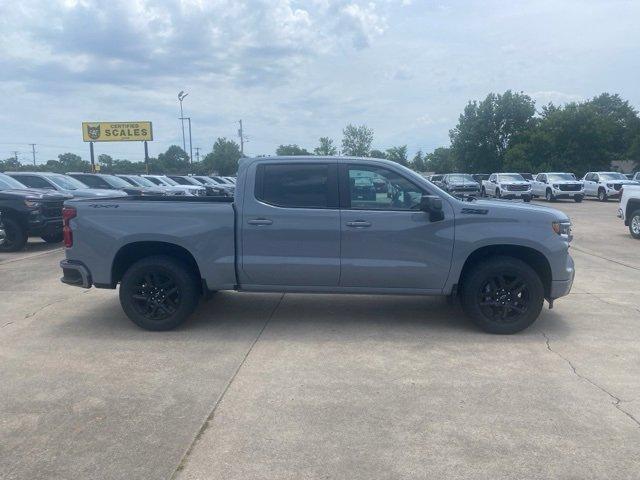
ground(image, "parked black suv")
xmin=66 ymin=173 xmax=165 ymax=196
xmin=0 ymin=172 xmax=71 ymax=252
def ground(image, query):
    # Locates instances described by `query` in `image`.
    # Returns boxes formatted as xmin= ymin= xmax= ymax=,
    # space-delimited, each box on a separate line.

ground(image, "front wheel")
xmin=496 ymin=188 xmax=501 ymax=198
xmin=630 ymin=209 xmax=640 ymax=239
xmin=574 ymin=195 xmax=583 ymax=203
xmin=545 ymin=189 xmax=555 ymax=202
xmin=598 ymin=188 xmax=608 ymax=202
xmin=461 ymin=256 xmax=544 ymax=334
xmin=119 ymin=255 xmax=200 ymax=331
xmin=0 ymin=217 xmax=27 ymax=252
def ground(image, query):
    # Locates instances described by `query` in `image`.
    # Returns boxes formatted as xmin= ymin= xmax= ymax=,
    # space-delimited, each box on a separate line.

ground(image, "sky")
xmin=1 ymin=0 xmax=639 ymax=164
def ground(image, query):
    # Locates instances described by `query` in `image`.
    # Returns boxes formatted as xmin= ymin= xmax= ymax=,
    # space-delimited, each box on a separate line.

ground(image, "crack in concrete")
xmin=170 ymin=293 xmax=286 ymax=479
xmin=24 ymin=299 xmax=66 ymax=319
xmin=540 ymin=330 xmax=640 ymax=428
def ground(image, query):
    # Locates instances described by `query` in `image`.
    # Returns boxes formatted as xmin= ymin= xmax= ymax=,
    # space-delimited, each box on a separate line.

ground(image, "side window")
xmin=584 ymin=173 xmax=591 ymax=181
xmin=77 ymin=175 xmax=105 ymax=188
xmin=540 ymin=174 xmax=547 ymax=183
xmin=593 ymin=174 xmax=599 ymax=182
xmin=256 ymin=163 xmax=334 ymax=208
xmin=13 ymin=176 xmax=53 ymax=189
xmin=489 ymin=174 xmax=496 ymax=182
xmin=347 ymin=165 xmax=423 ymax=211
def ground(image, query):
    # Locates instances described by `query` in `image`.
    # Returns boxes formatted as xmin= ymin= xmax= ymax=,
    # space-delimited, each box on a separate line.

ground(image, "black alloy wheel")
xmin=477 ymin=274 xmax=530 ymax=324
xmin=131 ymin=271 xmax=181 ymax=322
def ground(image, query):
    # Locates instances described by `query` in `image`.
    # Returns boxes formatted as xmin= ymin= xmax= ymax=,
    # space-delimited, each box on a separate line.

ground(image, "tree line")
xmin=2 ymin=91 xmax=638 ymax=176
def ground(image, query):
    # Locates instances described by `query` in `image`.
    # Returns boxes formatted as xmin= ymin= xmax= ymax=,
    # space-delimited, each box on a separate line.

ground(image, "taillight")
xmin=62 ymin=206 xmax=77 ymax=248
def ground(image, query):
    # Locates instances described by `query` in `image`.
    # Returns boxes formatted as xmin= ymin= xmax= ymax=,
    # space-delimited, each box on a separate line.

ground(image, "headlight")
xmin=552 ymin=221 xmax=572 ymax=241
xmin=607 ymin=183 xmax=614 ymax=188
xmin=24 ymin=199 xmax=42 ymax=208
xmin=553 ymin=184 xmax=559 ymax=189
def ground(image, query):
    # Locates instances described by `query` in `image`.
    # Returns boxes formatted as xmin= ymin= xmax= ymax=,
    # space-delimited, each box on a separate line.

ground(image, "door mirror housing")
xmin=420 ymin=195 xmax=444 ymax=222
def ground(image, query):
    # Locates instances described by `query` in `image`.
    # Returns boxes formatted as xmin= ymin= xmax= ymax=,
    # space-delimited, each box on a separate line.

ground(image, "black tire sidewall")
xmin=630 ymin=210 xmax=640 ymax=239
xmin=42 ymin=233 xmax=63 ymax=243
xmin=598 ymin=188 xmax=607 ymax=201
xmin=574 ymin=196 xmax=583 ymax=203
xmin=119 ymin=256 xmax=199 ymax=331
xmin=461 ymin=256 xmax=544 ymax=334
xmin=0 ymin=217 xmax=27 ymax=252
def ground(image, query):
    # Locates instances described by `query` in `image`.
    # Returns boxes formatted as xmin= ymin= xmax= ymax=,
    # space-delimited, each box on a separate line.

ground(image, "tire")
xmin=41 ymin=232 xmax=63 ymax=243
xmin=461 ymin=256 xmax=544 ymax=334
xmin=523 ymin=196 xmax=531 ymax=203
xmin=481 ymin=187 xmax=486 ymax=197
xmin=630 ymin=209 xmax=640 ymax=240
xmin=119 ymin=255 xmax=200 ymax=331
xmin=0 ymin=217 xmax=27 ymax=252
xmin=496 ymin=188 xmax=501 ymax=199
xmin=545 ymin=189 xmax=555 ymax=202
xmin=598 ymin=188 xmax=608 ymax=202
xmin=574 ymin=195 xmax=583 ymax=203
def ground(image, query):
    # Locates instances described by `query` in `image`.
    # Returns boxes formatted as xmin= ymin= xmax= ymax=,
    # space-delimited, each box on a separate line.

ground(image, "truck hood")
xmin=498 ymin=181 xmax=530 ymax=186
xmin=68 ymin=189 xmax=127 ymax=198
xmin=548 ymin=180 xmax=582 ymax=185
xmin=470 ymin=198 xmax=569 ymax=221
xmin=0 ymin=188 xmax=72 ymax=201
xmin=603 ymin=180 xmax=639 ymax=186
xmin=449 ymin=181 xmax=479 ymax=187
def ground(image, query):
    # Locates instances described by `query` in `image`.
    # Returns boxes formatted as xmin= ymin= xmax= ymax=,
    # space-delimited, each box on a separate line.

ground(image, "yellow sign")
xmin=82 ymin=121 xmax=153 ymax=142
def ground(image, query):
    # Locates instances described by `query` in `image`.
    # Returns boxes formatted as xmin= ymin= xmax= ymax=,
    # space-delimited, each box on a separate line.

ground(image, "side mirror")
xmin=420 ymin=195 xmax=444 ymax=222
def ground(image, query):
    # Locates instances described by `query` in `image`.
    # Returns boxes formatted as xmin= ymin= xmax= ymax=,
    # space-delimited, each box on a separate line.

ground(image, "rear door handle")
xmin=346 ymin=220 xmax=371 ymax=228
xmin=248 ymin=218 xmax=273 ymax=226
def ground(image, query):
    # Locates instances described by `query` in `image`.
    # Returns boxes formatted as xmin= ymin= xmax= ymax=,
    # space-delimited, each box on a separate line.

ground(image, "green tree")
xmin=276 ymin=144 xmax=311 ymax=156
xmin=97 ymin=154 xmax=113 ymax=171
xmin=155 ymin=145 xmax=189 ymax=173
xmin=0 ymin=156 xmax=21 ymax=171
xmin=385 ymin=145 xmax=409 ymax=166
xmin=58 ymin=152 xmax=90 ymax=172
xmin=412 ymin=150 xmax=426 ymax=172
xmin=449 ymin=90 xmax=536 ymax=173
xmin=313 ymin=137 xmax=337 ymax=156
xmin=369 ymin=149 xmax=387 ymax=159
xmin=202 ymin=137 xmax=242 ymax=175
xmin=424 ymin=147 xmax=455 ymax=173
xmin=342 ymin=124 xmax=374 ymax=157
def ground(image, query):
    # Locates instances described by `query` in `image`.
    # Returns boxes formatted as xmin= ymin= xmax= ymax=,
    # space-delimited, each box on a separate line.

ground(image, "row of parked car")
xmin=0 ymin=171 xmax=236 ymax=252
xmin=427 ymin=171 xmax=640 ymax=203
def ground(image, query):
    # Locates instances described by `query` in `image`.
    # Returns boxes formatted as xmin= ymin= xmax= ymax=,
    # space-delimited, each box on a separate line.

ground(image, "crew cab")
xmin=481 ymin=173 xmax=532 ymax=201
xmin=0 ymin=172 xmax=70 ymax=251
xmin=531 ymin=173 xmax=584 ymax=202
xmin=582 ymin=172 xmax=639 ymax=201
xmin=617 ymin=185 xmax=640 ymax=239
xmin=60 ymin=156 xmax=574 ymax=334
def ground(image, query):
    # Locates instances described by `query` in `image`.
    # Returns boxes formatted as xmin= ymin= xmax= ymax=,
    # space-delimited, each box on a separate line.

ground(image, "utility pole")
xmin=11 ymin=151 xmax=18 ymax=162
xmin=195 ymin=147 xmax=201 ymax=163
xmin=29 ymin=144 xmax=36 ymax=165
xmin=178 ymin=91 xmax=188 ymax=153
xmin=238 ymin=119 xmax=244 ymax=156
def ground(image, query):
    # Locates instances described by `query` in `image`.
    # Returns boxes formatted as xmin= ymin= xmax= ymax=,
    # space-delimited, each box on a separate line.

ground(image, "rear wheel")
xmin=41 ymin=232 xmax=63 ymax=243
xmin=630 ymin=209 xmax=640 ymax=239
xmin=119 ymin=255 xmax=200 ymax=331
xmin=0 ymin=217 xmax=27 ymax=252
xmin=598 ymin=188 xmax=608 ymax=201
xmin=461 ymin=256 xmax=544 ymax=334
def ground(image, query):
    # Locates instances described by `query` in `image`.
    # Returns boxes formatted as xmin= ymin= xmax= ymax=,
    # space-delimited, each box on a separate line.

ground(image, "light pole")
xmin=177 ymin=91 xmax=188 ymax=153
xmin=180 ymin=116 xmax=193 ymax=168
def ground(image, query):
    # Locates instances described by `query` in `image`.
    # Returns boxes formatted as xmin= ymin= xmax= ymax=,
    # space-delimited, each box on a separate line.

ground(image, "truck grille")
xmin=507 ymin=184 xmax=529 ymax=191
xmin=613 ymin=183 xmax=622 ymax=191
xmin=42 ymin=202 xmax=63 ymax=219
xmin=558 ymin=184 xmax=581 ymax=191
xmin=452 ymin=186 xmax=479 ymax=192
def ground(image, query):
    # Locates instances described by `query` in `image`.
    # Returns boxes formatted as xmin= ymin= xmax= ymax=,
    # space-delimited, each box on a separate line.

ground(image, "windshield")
xmin=547 ymin=173 xmax=575 ymax=182
xmin=159 ymin=176 xmax=179 ymax=186
xmin=47 ymin=174 xmax=87 ymax=190
xmin=194 ymin=176 xmax=215 ymax=185
xmin=130 ymin=176 xmax=156 ymax=187
xmin=498 ymin=174 xmax=525 ymax=182
xmin=448 ymin=174 xmax=475 ymax=182
xmin=102 ymin=175 xmax=133 ymax=188
xmin=0 ymin=173 xmax=26 ymax=189
xmin=600 ymin=173 xmax=627 ymax=180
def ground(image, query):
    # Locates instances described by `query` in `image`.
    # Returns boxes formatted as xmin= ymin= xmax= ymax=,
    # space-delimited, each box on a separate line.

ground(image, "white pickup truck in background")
xmin=531 ymin=173 xmax=584 ymax=202
xmin=481 ymin=173 xmax=532 ymax=202
xmin=617 ymin=185 xmax=640 ymax=239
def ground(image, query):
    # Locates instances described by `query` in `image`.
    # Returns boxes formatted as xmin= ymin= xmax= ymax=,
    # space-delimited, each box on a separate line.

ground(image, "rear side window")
xmin=255 ymin=163 xmax=336 ymax=208
xmin=12 ymin=175 xmax=53 ymax=189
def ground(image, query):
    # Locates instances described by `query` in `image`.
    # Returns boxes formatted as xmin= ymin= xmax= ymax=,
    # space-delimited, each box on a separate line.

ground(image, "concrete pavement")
xmin=1 ymin=199 xmax=639 ymax=479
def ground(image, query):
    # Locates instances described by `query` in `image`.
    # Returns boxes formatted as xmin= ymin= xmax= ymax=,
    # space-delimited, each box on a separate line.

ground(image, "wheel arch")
xmin=458 ymin=244 xmax=552 ymax=298
xmin=111 ymin=241 xmax=202 ymax=289
xmin=625 ymin=199 xmax=640 ymax=225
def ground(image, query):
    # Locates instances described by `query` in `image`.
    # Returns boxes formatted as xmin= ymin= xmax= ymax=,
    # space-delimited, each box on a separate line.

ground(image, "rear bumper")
xmin=60 ymin=259 xmax=92 ymax=288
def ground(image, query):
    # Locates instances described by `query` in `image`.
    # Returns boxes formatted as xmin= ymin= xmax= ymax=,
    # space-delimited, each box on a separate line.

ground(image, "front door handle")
xmin=248 ymin=218 xmax=273 ymax=226
xmin=346 ymin=220 xmax=371 ymax=228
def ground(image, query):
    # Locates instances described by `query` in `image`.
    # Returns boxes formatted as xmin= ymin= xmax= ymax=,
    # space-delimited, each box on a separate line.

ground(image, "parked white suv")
xmin=481 ymin=173 xmax=532 ymax=202
xmin=583 ymin=172 xmax=639 ymax=201
xmin=617 ymin=185 xmax=640 ymax=239
xmin=531 ymin=173 xmax=584 ymax=202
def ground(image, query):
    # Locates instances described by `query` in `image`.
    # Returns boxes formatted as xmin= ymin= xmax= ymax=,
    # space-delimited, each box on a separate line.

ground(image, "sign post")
xmin=82 ymin=121 xmax=153 ymax=172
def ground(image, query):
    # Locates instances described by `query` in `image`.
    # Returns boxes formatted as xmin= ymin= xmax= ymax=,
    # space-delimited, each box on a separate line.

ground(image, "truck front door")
xmin=338 ymin=163 xmax=455 ymax=291
xmin=241 ymin=161 xmax=341 ymax=287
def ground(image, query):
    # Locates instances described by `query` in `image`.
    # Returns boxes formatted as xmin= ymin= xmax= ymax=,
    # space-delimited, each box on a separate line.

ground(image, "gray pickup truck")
xmin=60 ymin=156 xmax=575 ymax=334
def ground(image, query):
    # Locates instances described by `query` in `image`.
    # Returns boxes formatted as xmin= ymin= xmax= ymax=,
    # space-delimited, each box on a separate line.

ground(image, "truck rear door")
xmin=240 ymin=161 xmax=340 ymax=287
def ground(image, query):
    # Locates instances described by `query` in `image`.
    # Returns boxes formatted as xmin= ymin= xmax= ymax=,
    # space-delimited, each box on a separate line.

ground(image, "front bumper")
xmin=550 ymin=253 xmax=575 ymax=299
xmin=60 ymin=259 xmax=92 ymax=288
xmin=502 ymin=191 xmax=532 ymax=199
xmin=551 ymin=188 xmax=584 ymax=198
xmin=27 ymin=216 xmax=63 ymax=236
